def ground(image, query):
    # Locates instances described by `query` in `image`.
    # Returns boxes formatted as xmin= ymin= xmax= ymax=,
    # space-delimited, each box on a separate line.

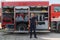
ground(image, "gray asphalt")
xmin=0 ymin=32 xmax=60 ymax=40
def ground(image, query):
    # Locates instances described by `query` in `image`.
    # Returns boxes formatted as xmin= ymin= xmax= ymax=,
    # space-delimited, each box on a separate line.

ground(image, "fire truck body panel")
xmin=2 ymin=2 xmax=50 ymax=33
xmin=51 ymin=4 xmax=60 ymax=18
xmin=2 ymin=2 xmax=49 ymax=6
xmin=51 ymin=4 xmax=60 ymax=32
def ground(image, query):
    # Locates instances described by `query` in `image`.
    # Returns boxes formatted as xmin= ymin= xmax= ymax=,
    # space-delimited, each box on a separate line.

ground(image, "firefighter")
xmin=28 ymin=13 xmax=37 ymax=38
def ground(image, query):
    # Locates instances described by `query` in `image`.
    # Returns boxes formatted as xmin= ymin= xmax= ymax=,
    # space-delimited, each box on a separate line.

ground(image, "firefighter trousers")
xmin=30 ymin=25 xmax=37 ymax=38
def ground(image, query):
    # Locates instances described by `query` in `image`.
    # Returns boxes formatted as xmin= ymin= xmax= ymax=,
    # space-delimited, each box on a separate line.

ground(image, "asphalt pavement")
xmin=0 ymin=32 xmax=60 ymax=40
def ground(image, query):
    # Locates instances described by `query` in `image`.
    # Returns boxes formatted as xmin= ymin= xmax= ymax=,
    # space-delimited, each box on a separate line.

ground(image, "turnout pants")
xmin=30 ymin=24 xmax=36 ymax=38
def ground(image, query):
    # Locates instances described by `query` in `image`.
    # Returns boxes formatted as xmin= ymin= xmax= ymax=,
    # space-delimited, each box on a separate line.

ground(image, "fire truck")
xmin=2 ymin=2 xmax=50 ymax=33
xmin=50 ymin=4 xmax=60 ymax=32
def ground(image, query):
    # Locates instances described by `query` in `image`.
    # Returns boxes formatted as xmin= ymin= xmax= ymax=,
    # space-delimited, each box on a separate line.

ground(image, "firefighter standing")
xmin=28 ymin=13 xmax=37 ymax=38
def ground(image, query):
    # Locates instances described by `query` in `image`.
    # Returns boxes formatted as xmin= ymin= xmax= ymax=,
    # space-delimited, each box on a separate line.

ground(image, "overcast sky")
xmin=0 ymin=0 xmax=60 ymax=8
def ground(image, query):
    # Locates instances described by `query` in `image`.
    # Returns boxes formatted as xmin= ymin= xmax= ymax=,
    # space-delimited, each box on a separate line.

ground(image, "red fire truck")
xmin=2 ymin=2 xmax=50 ymax=33
xmin=50 ymin=4 xmax=60 ymax=32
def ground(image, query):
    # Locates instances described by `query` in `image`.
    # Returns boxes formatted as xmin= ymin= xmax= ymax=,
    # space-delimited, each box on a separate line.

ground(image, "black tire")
xmin=57 ymin=26 xmax=60 ymax=33
xmin=50 ymin=30 xmax=54 ymax=32
xmin=17 ymin=23 xmax=27 ymax=31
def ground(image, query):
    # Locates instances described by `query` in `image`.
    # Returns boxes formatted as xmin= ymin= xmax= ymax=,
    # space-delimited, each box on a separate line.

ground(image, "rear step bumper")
xmin=5 ymin=30 xmax=50 ymax=33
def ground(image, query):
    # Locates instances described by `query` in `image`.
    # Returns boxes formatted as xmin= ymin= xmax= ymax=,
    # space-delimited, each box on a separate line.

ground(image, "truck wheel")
xmin=17 ymin=24 xmax=27 ymax=31
xmin=57 ymin=26 xmax=60 ymax=33
xmin=50 ymin=30 xmax=54 ymax=32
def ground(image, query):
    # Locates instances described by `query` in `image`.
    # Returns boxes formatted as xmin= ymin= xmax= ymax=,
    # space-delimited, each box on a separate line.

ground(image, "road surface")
xmin=0 ymin=32 xmax=60 ymax=40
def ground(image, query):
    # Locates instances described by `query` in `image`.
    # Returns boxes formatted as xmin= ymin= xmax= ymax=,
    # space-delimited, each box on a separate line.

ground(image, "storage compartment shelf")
xmin=30 ymin=11 xmax=48 ymax=13
xmin=2 ymin=6 xmax=14 ymax=24
xmin=30 ymin=6 xmax=48 ymax=11
xmin=2 ymin=6 xmax=14 ymax=13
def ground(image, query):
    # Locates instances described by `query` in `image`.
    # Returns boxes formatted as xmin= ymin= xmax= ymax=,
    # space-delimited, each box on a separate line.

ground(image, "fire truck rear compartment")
xmin=2 ymin=6 xmax=50 ymax=33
